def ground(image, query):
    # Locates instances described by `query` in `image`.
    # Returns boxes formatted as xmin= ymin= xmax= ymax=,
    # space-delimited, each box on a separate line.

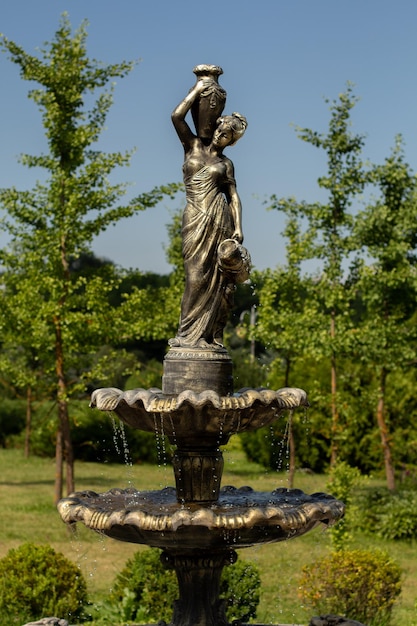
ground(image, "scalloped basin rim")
xmin=57 ymin=485 xmax=345 ymax=535
xmin=90 ymin=386 xmax=309 ymax=413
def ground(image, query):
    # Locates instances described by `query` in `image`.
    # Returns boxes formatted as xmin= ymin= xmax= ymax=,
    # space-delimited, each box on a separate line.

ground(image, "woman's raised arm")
xmin=171 ymin=80 xmax=210 ymax=150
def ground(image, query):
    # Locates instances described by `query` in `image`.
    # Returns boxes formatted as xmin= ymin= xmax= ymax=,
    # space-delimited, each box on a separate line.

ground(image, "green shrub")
xmin=326 ymin=461 xmax=362 ymax=551
xmin=219 ymin=553 xmax=260 ymax=622
xmin=0 ymin=542 xmax=88 ymax=624
xmin=356 ymin=487 xmax=417 ymax=540
xmin=110 ymin=549 xmax=178 ymax=623
xmin=355 ymin=486 xmax=392 ymax=533
xmin=377 ymin=490 xmax=417 ymax=540
xmin=109 ymin=548 xmax=260 ymax=624
xmin=88 ymin=587 xmax=138 ymax=625
xmin=298 ymin=549 xmax=402 ymax=626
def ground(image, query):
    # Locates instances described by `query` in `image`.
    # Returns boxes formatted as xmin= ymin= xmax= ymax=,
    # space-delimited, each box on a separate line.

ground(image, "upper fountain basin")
xmin=90 ymin=386 xmax=309 ymax=446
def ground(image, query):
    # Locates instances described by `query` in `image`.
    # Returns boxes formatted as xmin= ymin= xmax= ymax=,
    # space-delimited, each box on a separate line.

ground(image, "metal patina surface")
xmin=58 ymin=486 xmax=344 ymax=550
xmin=90 ymin=385 xmax=309 ymax=442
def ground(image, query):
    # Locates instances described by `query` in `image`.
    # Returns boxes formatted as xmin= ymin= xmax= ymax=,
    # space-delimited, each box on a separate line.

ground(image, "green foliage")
xmin=123 ymin=358 xmax=164 ymax=390
xmin=164 ymin=207 xmax=185 ymax=289
xmin=377 ymin=491 xmax=417 ymax=541
xmin=109 ymin=548 xmax=260 ymax=624
xmin=231 ymin=352 xmax=268 ymax=389
xmin=0 ymin=398 xmax=26 ymax=447
xmin=239 ymin=354 xmax=331 ymax=474
xmin=88 ymin=587 xmax=139 ymax=625
xmin=326 ymin=461 xmax=362 ymax=551
xmin=264 ymin=85 xmax=371 ymax=470
xmin=356 ymin=487 xmax=417 ymax=540
xmin=110 ymin=549 xmax=183 ymax=623
xmin=0 ymin=542 xmax=88 ymax=623
xmin=219 ymin=554 xmax=261 ymax=623
xmin=239 ymin=412 xmax=329 ymax=475
xmin=25 ymin=399 xmax=160 ymax=464
xmin=298 ymin=549 xmax=402 ymax=626
xmin=352 ymin=137 xmax=417 ymax=489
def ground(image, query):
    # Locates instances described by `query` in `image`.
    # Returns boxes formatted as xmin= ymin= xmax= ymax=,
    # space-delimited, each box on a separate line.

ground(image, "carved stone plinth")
xmin=162 ymin=347 xmax=233 ymax=396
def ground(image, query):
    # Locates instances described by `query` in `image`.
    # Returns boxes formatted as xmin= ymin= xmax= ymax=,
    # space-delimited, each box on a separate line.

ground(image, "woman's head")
xmin=214 ymin=112 xmax=247 ymax=147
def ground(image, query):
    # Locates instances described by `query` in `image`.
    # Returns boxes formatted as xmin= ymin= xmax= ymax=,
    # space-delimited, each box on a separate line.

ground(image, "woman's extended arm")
xmin=229 ymin=186 xmax=243 ymax=243
xmin=224 ymin=160 xmax=243 ymax=242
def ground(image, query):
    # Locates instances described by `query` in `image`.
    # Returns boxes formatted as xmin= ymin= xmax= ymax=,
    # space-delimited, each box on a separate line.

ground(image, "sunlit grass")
xmin=0 ymin=447 xmax=416 ymax=625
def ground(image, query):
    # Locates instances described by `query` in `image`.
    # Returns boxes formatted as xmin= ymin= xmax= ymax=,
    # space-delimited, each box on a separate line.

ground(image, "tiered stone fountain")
xmin=57 ymin=65 xmax=345 ymax=626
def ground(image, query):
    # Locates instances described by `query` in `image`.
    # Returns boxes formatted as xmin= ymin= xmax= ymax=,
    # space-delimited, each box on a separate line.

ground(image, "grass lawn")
xmin=1 ymin=446 xmax=416 ymax=625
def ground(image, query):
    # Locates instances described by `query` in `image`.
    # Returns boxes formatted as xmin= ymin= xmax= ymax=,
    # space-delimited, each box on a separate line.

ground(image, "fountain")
xmin=57 ymin=65 xmax=345 ymax=626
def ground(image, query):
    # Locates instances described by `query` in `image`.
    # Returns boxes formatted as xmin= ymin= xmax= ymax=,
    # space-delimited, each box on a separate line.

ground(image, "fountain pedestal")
xmin=163 ymin=550 xmax=236 ymax=626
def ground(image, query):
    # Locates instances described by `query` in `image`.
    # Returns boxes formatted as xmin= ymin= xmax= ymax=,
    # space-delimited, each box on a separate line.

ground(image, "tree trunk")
xmin=288 ymin=426 xmax=296 ymax=488
xmin=54 ymin=315 xmax=75 ymax=501
xmin=24 ymin=385 xmax=32 ymax=458
xmin=376 ymin=367 xmax=396 ymax=491
xmin=55 ymin=426 xmax=64 ymax=504
xmin=330 ymin=313 xmax=339 ymax=467
xmin=60 ymin=398 xmax=75 ymax=496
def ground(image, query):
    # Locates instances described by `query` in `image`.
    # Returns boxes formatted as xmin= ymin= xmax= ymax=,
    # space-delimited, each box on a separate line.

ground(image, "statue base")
xmin=162 ymin=347 xmax=233 ymax=396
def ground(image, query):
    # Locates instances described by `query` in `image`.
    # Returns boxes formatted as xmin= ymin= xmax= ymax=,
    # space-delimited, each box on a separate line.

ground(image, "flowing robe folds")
xmin=175 ymin=162 xmax=236 ymax=347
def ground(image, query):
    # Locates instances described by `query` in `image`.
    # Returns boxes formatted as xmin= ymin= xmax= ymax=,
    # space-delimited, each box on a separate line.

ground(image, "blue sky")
xmin=1 ymin=0 xmax=417 ymax=273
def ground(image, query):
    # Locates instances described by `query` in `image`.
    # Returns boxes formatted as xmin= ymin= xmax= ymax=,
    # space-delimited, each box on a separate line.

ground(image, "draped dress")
xmin=173 ymin=155 xmax=237 ymax=347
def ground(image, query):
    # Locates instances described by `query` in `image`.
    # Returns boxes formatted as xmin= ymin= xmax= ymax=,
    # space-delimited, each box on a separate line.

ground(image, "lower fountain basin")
xmin=58 ymin=485 xmax=344 ymax=552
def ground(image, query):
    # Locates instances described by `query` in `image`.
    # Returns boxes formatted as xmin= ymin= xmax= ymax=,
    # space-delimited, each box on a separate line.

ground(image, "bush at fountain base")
xmin=298 ymin=549 xmax=402 ymax=626
xmin=101 ymin=547 xmax=260 ymax=624
xmin=0 ymin=543 xmax=88 ymax=624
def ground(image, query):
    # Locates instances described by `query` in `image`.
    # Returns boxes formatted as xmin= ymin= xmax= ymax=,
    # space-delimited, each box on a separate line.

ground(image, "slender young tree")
xmin=255 ymin=211 xmax=326 ymax=484
xmin=354 ymin=137 xmax=417 ymax=490
xmin=268 ymin=85 xmax=367 ymax=465
xmin=0 ymin=16 xmax=179 ymax=502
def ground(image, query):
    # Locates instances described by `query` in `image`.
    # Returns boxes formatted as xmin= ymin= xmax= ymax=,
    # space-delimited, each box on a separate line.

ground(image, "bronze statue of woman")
xmin=169 ymin=75 xmax=249 ymax=350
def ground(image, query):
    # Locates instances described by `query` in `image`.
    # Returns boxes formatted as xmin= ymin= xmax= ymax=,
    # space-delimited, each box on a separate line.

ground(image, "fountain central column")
xmin=172 ymin=446 xmax=224 ymax=503
xmin=162 ymin=550 xmax=237 ymax=626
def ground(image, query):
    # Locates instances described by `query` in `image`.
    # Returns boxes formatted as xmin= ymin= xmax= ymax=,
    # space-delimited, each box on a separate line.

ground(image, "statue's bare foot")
xmin=196 ymin=338 xmax=212 ymax=349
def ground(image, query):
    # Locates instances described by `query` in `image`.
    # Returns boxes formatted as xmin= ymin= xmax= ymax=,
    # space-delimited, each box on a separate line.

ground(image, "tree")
xmin=353 ymin=136 xmax=417 ymax=490
xmin=0 ymin=318 xmax=47 ymax=458
xmin=0 ymin=15 xmax=179 ymax=502
xmin=268 ymin=85 xmax=367 ymax=465
xmin=113 ymin=209 xmax=184 ymax=348
xmin=255 ymin=214 xmax=327 ymax=484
